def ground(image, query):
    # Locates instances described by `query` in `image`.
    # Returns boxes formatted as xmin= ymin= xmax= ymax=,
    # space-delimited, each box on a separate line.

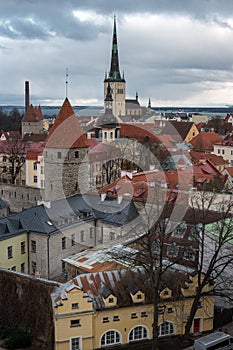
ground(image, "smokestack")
xmin=25 ymin=81 xmax=30 ymax=113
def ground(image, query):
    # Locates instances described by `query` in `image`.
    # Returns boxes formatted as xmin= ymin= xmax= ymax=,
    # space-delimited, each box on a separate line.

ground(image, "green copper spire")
xmin=107 ymin=16 xmax=124 ymax=82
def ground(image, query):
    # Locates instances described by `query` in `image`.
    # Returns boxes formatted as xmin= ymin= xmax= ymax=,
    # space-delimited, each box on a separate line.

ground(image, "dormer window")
xmin=152 ymin=240 xmax=161 ymax=254
xmin=167 ymin=242 xmax=179 ymax=257
xmin=184 ymin=247 xmax=196 ymax=261
xmin=104 ymin=294 xmax=117 ymax=307
xmin=189 ymin=224 xmax=202 ymax=241
xmin=172 ymin=222 xmax=187 ymax=238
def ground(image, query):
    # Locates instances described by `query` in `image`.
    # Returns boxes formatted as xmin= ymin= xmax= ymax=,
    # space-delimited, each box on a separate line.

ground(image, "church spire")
xmin=107 ymin=16 xmax=124 ymax=81
xmin=148 ymin=97 xmax=151 ymax=109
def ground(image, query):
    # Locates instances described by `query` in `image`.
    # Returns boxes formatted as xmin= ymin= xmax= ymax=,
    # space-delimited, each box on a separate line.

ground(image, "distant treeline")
xmin=0 ymin=108 xmax=22 ymax=132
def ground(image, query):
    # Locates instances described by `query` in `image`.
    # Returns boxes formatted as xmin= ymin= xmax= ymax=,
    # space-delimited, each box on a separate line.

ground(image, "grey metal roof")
xmin=0 ymin=194 xmax=139 ymax=238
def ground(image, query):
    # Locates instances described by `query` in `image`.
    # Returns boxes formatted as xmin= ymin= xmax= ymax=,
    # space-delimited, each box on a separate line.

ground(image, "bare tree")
xmin=109 ymin=187 xmax=188 ymax=350
xmin=184 ymin=190 xmax=233 ymax=338
xmin=0 ymin=136 xmax=26 ymax=184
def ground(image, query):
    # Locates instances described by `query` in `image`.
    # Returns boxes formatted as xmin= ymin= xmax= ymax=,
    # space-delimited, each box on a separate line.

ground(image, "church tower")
xmin=104 ymin=16 xmax=126 ymax=118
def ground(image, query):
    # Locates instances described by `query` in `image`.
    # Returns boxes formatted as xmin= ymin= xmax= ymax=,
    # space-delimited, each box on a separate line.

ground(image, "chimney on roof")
xmin=25 ymin=81 xmax=30 ymax=113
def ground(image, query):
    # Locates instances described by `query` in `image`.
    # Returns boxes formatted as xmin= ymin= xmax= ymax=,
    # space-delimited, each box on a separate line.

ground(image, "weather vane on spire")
xmin=65 ymin=68 xmax=69 ymax=98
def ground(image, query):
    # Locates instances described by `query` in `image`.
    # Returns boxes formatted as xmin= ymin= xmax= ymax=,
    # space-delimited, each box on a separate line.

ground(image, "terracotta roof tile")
xmin=190 ymin=132 xmax=223 ymax=152
xmin=45 ymin=98 xmax=89 ymax=149
xmin=26 ymin=150 xmax=43 ymax=160
xmin=190 ymin=150 xmax=228 ymax=166
xmin=22 ymin=104 xmax=43 ymax=122
xmin=120 ymin=123 xmax=160 ymax=143
xmin=226 ymin=167 xmax=233 ymax=177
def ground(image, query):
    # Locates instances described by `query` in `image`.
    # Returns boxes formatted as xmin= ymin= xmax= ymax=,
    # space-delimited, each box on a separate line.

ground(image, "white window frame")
xmin=128 ymin=325 xmax=149 ymax=342
xmin=100 ymin=330 xmax=121 ymax=348
xmin=70 ymin=336 xmax=82 ymax=350
xmin=159 ymin=321 xmax=175 ymax=337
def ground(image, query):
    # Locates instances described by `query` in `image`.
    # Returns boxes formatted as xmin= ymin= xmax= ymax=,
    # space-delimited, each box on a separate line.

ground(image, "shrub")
xmin=1 ymin=328 xmax=31 ymax=349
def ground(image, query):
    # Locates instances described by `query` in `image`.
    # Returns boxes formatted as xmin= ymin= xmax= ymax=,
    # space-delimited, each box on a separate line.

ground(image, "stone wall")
xmin=44 ymin=147 xmax=89 ymax=202
xmin=0 ymin=268 xmax=58 ymax=350
xmin=0 ymin=184 xmax=43 ymax=212
xmin=22 ymin=121 xmax=43 ymax=135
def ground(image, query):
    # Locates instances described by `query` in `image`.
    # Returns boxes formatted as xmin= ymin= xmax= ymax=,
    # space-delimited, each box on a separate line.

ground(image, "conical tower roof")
xmin=105 ymin=17 xmax=125 ymax=82
xmin=22 ymin=104 xmax=42 ymax=122
xmin=45 ymin=98 xmax=89 ymax=149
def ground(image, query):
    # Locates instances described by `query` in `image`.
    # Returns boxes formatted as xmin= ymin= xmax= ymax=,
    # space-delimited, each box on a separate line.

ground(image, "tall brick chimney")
xmin=25 ymin=81 xmax=30 ymax=113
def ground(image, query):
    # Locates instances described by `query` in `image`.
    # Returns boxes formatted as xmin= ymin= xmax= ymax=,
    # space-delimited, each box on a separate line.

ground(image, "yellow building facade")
xmin=52 ymin=270 xmax=214 ymax=350
xmin=26 ymin=152 xmax=45 ymax=188
xmin=0 ymin=233 xmax=28 ymax=273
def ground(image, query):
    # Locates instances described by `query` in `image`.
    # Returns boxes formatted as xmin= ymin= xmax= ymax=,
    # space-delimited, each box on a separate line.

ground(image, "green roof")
xmin=205 ymin=217 xmax=233 ymax=244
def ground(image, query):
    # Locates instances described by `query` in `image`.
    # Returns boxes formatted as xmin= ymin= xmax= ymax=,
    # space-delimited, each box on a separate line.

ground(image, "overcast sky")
xmin=1 ymin=0 xmax=233 ymax=107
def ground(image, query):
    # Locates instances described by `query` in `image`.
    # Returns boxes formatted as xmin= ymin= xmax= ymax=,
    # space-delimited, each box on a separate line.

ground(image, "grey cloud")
xmin=1 ymin=0 xmax=233 ymax=41
xmin=212 ymin=16 xmax=233 ymax=30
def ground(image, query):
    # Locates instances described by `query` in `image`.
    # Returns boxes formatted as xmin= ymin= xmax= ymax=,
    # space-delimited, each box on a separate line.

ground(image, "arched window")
xmin=110 ymin=131 xmax=113 ymax=139
xmin=100 ymin=330 xmax=121 ymax=347
xmin=129 ymin=326 xmax=148 ymax=342
xmin=159 ymin=322 xmax=174 ymax=337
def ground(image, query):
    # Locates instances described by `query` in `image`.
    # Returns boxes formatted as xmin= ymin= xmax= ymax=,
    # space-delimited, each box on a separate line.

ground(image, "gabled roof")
xmin=45 ymin=98 xmax=89 ymax=149
xmin=225 ymin=167 xmax=233 ymax=177
xmin=52 ymin=266 xmax=191 ymax=309
xmin=120 ymin=123 xmax=160 ymax=143
xmin=126 ymin=99 xmax=140 ymax=107
xmin=190 ymin=132 xmax=223 ymax=152
xmin=190 ymin=150 xmax=228 ymax=166
xmin=23 ymin=133 xmax=47 ymax=143
xmin=225 ymin=113 xmax=233 ymax=122
xmin=161 ymin=120 xmax=198 ymax=141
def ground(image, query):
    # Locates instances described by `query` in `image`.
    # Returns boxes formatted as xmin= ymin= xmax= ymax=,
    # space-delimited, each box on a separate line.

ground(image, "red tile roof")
xmin=190 ymin=150 xmax=228 ymax=166
xmin=226 ymin=166 xmax=233 ymax=176
xmin=53 ymin=267 xmax=192 ymax=309
xmin=99 ymin=165 xmax=226 ymax=201
xmin=45 ymin=98 xmax=89 ymax=149
xmin=23 ymin=133 xmax=47 ymax=142
xmin=26 ymin=150 xmax=43 ymax=160
xmin=120 ymin=123 xmax=160 ymax=143
xmin=22 ymin=104 xmax=43 ymax=122
xmin=89 ymin=142 xmax=120 ymax=162
xmin=190 ymin=132 xmax=223 ymax=152
xmin=226 ymin=167 xmax=233 ymax=177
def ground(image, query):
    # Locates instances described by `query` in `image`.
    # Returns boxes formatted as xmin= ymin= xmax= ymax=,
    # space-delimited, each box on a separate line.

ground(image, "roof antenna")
xmin=65 ymin=67 xmax=69 ymax=99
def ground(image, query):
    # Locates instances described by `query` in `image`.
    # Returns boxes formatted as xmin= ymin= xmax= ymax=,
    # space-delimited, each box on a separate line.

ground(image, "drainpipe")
xmin=94 ymin=219 xmax=97 ymax=247
xmin=27 ymin=230 xmax=30 ymax=274
xmin=47 ymin=233 xmax=50 ymax=280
